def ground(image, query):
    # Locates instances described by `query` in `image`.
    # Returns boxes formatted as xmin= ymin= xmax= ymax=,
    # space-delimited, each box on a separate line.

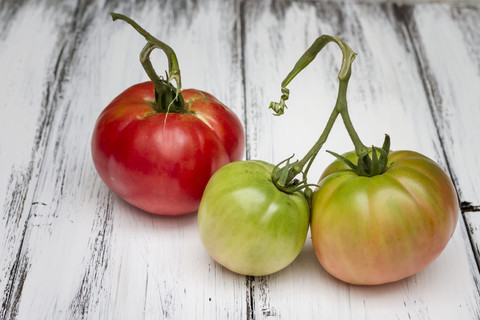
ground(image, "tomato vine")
xmin=270 ymin=35 xmax=392 ymax=203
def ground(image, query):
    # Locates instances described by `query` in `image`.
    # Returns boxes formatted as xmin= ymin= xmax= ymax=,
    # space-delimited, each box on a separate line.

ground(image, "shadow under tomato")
xmin=112 ymin=193 xmax=199 ymax=231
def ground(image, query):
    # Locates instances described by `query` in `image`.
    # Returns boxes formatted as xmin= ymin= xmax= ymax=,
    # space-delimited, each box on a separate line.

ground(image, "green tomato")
xmin=311 ymin=150 xmax=459 ymax=285
xmin=198 ymin=160 xmax=310 ymax=276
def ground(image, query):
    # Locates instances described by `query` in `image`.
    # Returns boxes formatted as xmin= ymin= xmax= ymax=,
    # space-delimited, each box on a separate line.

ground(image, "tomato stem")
xmin=270 ymin=35 xmax=358 ymax=197
xmin=111 ymin=12 xmax=185 ymax=113
xmin=270 ymin=34 xmax=390 ymax=201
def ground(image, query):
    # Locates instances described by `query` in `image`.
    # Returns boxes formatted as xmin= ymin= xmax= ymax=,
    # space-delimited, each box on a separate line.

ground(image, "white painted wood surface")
xmin=243 ymin=2 xmax=480 ymax=319
xmin=1 ymin=0 xmax=479 ymax=319
xmin=406 ymin=3 xmax=480 ymax=267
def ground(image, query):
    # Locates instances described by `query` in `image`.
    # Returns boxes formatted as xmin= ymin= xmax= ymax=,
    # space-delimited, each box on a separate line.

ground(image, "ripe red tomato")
xmin=311 ymin=150 xmax=459 ymax=285
xmin=91 ymin=81 xmax=245 ymax=215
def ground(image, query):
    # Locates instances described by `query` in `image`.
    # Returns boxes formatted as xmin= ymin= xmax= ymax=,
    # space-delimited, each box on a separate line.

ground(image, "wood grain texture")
xmin=0 ymin=1 xmax=77 ymax=318
xmin=243 ymin=1 xmax=480 ymax=319
xmin=403 ymin=3 xmax=480 ymax=268
xmin=1 ymin=0 xmax=248 ymax=319
xmin=1 ymin=0 xmax=480 ymax=319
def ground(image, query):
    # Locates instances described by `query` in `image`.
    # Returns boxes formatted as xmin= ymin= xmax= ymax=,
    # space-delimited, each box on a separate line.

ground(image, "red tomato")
xmin=311 ymin=150 xmax=459 ymax=285
xmin=91 ymin=81 xmax=245 ymax=215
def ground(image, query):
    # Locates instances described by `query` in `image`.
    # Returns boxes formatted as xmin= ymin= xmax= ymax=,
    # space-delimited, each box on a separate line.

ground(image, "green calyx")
xmin=327 ymin=134 xmax=391 ymax=177
xmin=111 ymin=12 xmax=185 ymax=114
xmin=271 ymin=154 xmax=317 ymax=195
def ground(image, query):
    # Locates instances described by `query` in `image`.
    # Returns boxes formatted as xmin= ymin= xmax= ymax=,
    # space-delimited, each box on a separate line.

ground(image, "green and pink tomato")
xmin=311 ymin=150 xmax=459 ymax=285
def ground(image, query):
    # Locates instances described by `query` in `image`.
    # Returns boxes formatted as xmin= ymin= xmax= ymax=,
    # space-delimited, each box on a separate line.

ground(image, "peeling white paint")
xmin=1 ymin=0 xmax=479 ymax=319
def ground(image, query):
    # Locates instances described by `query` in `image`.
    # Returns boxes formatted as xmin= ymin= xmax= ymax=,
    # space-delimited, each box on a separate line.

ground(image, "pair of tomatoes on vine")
xmin=92 ymin=14 xmax=458 ymax=285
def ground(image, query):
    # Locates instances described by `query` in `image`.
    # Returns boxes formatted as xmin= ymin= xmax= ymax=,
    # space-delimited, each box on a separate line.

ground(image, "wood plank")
xmin=0 ymin=1 xmax=77 ymax=318
xmin=2 ymin=0 xmax=480 ymax=319
xmin=404 ymin=2 xmax=480 ymax=267
xmin=3 ymin=0 xmax=248 ymax=318
xmin=243 ymin=1 xmax=480 ymax=319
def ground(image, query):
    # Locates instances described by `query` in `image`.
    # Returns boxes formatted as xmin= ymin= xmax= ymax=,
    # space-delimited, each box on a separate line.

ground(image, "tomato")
xmin=91 ymin=81 xmax=244 ymax=215
xmin=311 ymin=150 xmax=459 ymax=285
xmin=197 ymin=160 xmax=310 ymax=276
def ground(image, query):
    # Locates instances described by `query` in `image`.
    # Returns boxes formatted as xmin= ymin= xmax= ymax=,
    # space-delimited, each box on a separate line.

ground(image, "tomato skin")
xmin=91 ymin=81 xmax=245 ymax=215
xmin=311 ymin=150 xmax=459 ymax=285
xmin=198 ymin=160 xmax=310 ymax=276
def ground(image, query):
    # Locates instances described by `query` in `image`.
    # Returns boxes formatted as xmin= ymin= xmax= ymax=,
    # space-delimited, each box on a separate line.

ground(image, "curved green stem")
xmin=111 ymin=12 xmax=184 ymax=113
xmin=270 ymin=35 xmax=359 ymax=195
xmin=283 ymin=35 xmax=354 ymax=90
xmin=337 ymin=82 xmax=369 ymax=157
xmin=271 ymin=34 xmax=392 ymax=187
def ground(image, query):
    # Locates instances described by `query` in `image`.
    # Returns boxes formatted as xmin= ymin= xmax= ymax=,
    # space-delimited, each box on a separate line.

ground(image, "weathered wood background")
xmin=1 ymin=0 xmax=480 ymax=319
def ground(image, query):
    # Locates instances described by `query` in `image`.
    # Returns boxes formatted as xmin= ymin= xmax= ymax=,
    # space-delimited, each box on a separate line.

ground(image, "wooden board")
xmin=1 ymin=0 xmax=480 ymax=319
xmin=243 ymin=1 xmax=480 ymax=319
xmin=405 ymin=3 xmax=480 ymax=266
xmin=0 ymin=2 xmax=77 ymax=318
xmin=1 ymin=0 xmax=248 ymax=318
